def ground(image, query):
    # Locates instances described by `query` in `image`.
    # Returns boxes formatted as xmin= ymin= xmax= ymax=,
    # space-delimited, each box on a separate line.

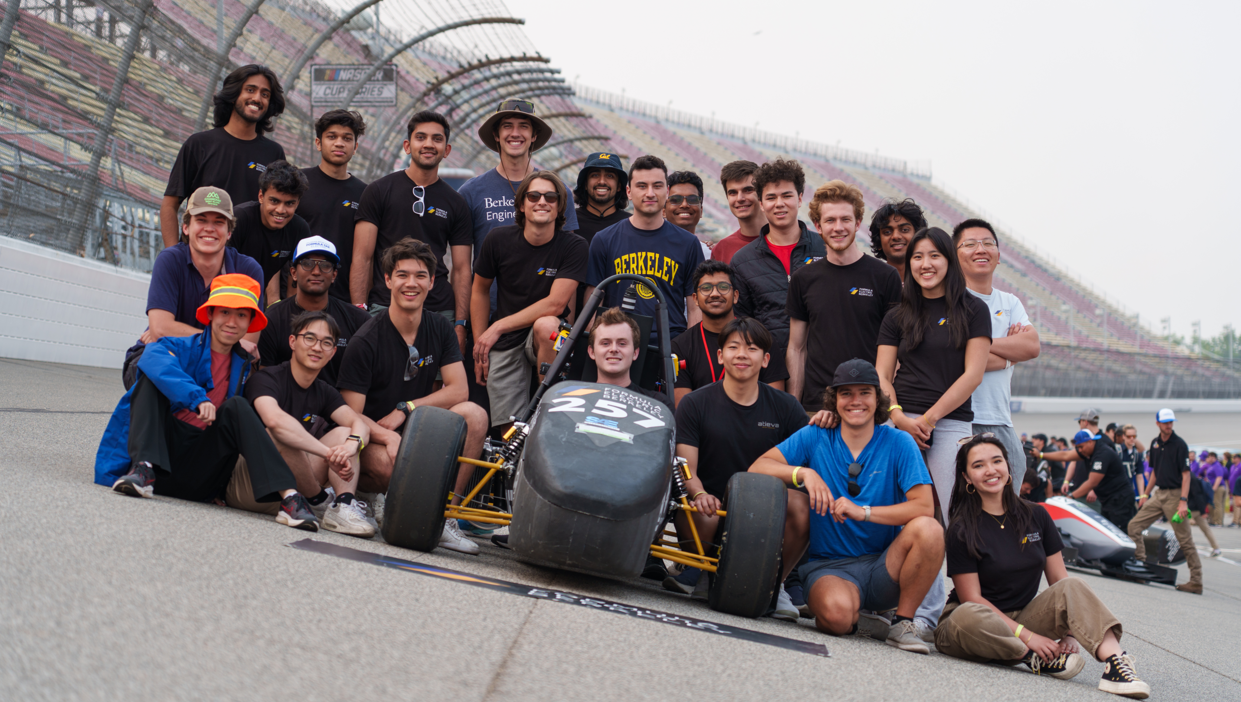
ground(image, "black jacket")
xmin=732 ymin=221 xmax=825 ymax=349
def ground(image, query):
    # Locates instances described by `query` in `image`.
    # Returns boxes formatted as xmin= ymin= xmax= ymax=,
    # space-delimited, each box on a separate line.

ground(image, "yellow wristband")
xmin=889 ymin=404 xmax=903 ymax=412
xmin=1014 ymin=624 xmax=1025 ymax=640
xmin=691 ymin=491 xmax=706 ymax=500
xmin=792 ymin=467 xmax=803 ymax=488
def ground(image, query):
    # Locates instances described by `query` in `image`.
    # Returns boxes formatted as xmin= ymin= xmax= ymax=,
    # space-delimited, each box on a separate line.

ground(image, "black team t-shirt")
xmin=164 ymin=128 xmax=286 ymax=208
xmin=786 ymin=256 xmax=902 ymax=411
xmin=258 ymin=295 xmax=373 ymax=386
xmin=1084 ymin=443 xmax=1131 ymax=502
xmin=675 ymin=382 xmax=808 ymax=498
xmin=671 ymin=322 xmax=788 ymax=391
xmin=876 ymin=294 xmax=992 ymax=422
xmin=946 ymin=503 xmax=1064 ymax=612
xmin=354 ymin=171 xmax=471 ymax=311
xmin=244 ymin=361 xmax=346 ymax=425
xmin=228 ymin=201 xmax=312 ymax=288
xmin=474 ymin=225 xmax=588 ymax=351
xmin=296 ymin=166 xmax=367 ymax=301
xmin=336 ymin=308 xmax=464 ymax=421
xmin=1147 ymin=430 xmax=1190 ymax=490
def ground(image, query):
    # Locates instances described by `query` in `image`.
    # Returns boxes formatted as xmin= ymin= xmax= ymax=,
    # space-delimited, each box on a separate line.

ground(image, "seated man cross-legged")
xmin=96 ymin=274 xmax=320 ymax=531
xmin=237 ymin=310 xmax=374 ymax=538
xmin=750 ymin=358 xmax=943 ymax=653
xmin=670 ymin=317 xmax=806 ymax=614
xmin=935 ymin=436 xmax=1149 ymax=698
xmin=336 ymin=238 xmax=488 ymax=554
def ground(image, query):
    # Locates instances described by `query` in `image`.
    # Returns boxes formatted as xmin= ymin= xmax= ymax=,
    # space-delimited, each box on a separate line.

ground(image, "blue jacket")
xmin=94 ymin=331 xmax=255 ymax=486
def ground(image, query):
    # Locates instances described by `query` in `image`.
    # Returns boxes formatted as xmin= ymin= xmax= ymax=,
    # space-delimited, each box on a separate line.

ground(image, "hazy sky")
xmin=508 ymin=0 xmax=1240 ymax=340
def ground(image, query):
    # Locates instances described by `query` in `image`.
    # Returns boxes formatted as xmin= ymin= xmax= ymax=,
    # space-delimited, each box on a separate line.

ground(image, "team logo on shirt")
xmin=804 ymin=256 xmax=822 ymax=265
xmin=636 ymin=277 xmax=658 ymax=299
xmin=938 ymin=317 xmax=947 ymax=325
xmin=427 ymin=206 xmax=448 ymax=219
xmin=757 ymin=421 xmax=780 ymax=429
xmin=537 ymin=267 xmax=558 ymax=277
xmin=849 ymin=287 xmax=874 ymax=297
xmin=1093 ymin=461 xmax=1103 ymax=471
xmin=995 ymin=310 xmax=1004 ymax=317
xmin=336 ymin=338 xmax=348 ymax=348
xmin=1023 ymin=532 xmax=1042 ymax=543
xmin=270 ymin=249 xmax=291 ymax=259
xmin=342 ymin=200 xmax=359 ymax=209
xmin=409 ymin=355 xmax=433 ymax=370
xmin=247 ymin=162 xmax=268 ymax=173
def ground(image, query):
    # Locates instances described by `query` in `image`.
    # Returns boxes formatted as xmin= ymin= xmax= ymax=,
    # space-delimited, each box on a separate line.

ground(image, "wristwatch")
xmin=454 ymin=319 xmax=468 ymax=328
xmin=863 ymin=505 xmax=872 ymax=522
xmin=396 ymin=400 xmax=416 ymax=418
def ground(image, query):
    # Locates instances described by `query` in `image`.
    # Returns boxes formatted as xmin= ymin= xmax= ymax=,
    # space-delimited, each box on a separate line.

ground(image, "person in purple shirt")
xmin=1204 ymin=453 xmax=1229 ymax=526
xmin=1228 ymin=453 xmax=1241 ymax=528
xmin=123 ymin=186 xmax=264 ymax=389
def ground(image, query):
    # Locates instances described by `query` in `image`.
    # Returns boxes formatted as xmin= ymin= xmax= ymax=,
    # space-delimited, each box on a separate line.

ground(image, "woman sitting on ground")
xmin=934 ymin=434 xmax=1150 ymax=699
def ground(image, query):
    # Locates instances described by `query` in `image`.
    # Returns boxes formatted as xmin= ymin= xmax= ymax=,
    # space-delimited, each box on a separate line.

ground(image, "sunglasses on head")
xmin=957 ymin=432 xmax=997 ymax=446
xmin=667 ymin=194 xmax=702 ymax=206
xmin=404 ymin=345 xmax=421 ymax=382
xmin=499 ymin=99 xmax=535 ymax=114
xmin=847 ymin=462 xmax=864 ymax=497
xmin=524 ymin=190 xmax=560 ymax=203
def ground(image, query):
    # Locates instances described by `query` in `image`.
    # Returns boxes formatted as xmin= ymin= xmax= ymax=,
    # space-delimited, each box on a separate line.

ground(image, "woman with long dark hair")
xmin=876 ymin=227 xmax=991 ymax=515
xmin=935 ymin=435 xmax=1149 ymax=698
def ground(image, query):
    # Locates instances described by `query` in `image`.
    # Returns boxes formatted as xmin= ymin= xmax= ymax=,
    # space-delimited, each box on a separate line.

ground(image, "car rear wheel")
xmin=709 ymin=472 xmax=787 ymax=618
xmin=382 ymin=406 xmax=467 ymax=552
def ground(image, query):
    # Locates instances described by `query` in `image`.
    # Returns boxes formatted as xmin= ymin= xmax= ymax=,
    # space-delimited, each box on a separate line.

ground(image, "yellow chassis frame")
xmin=442 ymin=456 xmax=727 ymax=573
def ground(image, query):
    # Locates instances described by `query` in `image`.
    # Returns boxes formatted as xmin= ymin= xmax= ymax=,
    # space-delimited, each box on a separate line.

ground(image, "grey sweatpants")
xmin=973 ymin=423 xmax=1024 ymax=495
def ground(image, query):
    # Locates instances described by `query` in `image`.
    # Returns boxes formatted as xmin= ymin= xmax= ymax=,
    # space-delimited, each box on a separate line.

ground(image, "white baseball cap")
xmin=292 ymin=236 xmax=340 ymax=265
xmin=1156 ymin=408 xmax=1176 ymax=423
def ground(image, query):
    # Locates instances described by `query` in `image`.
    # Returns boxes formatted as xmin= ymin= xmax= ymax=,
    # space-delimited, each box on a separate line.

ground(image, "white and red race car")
xmin=1043 ymin=496 xmax=1181 ymax=587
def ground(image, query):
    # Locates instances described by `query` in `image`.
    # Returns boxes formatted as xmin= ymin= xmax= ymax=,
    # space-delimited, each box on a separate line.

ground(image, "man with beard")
xmin=868 ymin=199 xmax=927 ymax=281
xmin=671 ymin=260 xmax=786 ymax=406
xmin=297 ymin=110 xmax=368 ymax=301
xmin=259 ymin=237 xmax=371 ymax=385
xmin=785 ymin=181 xmax=900 ymax=412
xmin=228 ymin=160 xmax=311 ymax=306
xmin=163 ymin=65 xmax=286 ymax=248
xmin=711 ymin=161 xmax=767 ymax=265
xmin=352 ymin=111 xmax=472 ymax=354
xmin=572 ymin=152 xmax=630 ymax=316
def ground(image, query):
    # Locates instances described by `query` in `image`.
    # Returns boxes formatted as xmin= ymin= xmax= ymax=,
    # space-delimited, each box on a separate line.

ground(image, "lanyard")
xmin=700 ymin=324 xmax=720 ymax=383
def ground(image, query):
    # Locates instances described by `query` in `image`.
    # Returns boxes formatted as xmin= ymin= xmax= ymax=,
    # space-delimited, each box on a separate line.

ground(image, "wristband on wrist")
xmin=1014 ymin=624 xmax=1025 ymax=640
xmin=889 ymin=404 xmax=903 ymax=412
xmin=1179 ymin=496 xmax=1188 ymax=501
xmin=691 ymin=491 xmax=706 ymax=500
xmin=346 ymin=434 xmax=365 ymax=451
xmin=791 ymin=467 xmax=803 ymax=488
xmin=454 ymin=319 xmax=468 ymax=328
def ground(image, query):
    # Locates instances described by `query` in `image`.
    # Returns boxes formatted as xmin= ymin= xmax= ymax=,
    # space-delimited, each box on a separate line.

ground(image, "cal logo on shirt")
xmin=612 ymin=253 xmax=680 ymax=290
xmin=247 ymin=162 xmax=268 ymax=173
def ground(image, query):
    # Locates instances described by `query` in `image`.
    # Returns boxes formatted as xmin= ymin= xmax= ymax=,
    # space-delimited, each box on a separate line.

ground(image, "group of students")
xmin=91 ymin=63 xmax=1159 ymax=696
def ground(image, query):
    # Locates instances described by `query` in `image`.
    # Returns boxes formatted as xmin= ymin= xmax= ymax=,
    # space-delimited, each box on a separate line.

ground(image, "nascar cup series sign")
xmin=310 ymin=64 xmax=397 ymax=106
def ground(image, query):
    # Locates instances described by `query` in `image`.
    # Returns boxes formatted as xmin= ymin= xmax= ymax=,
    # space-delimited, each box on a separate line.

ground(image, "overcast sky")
xmin=508 ymin=0 xmax=1240 ymax=340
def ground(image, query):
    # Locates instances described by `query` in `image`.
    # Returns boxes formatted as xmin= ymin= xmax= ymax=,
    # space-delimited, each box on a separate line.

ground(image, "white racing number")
xmin=548 ymin=395 xmax=667 ymax=428
xmin=548 ymin=397 xmax=586 ymax=413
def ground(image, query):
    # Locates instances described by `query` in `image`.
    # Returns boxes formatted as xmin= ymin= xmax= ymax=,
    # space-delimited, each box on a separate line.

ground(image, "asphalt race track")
xmin=3 ymin=357 xmax=1239 ymax=701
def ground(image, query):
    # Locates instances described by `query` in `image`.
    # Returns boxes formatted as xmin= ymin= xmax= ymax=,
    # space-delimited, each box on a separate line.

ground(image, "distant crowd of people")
xmin=89 ymin=64 xmax=1172 ymax=697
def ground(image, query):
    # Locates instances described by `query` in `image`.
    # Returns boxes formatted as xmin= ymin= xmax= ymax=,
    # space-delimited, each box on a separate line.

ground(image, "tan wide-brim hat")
xmin=477 ymin=98 xmax=552 ymax=153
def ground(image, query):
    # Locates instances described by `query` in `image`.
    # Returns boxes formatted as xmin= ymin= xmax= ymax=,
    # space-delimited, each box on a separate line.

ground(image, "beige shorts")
xmin=486 ymin=328 xmax=538 ymax=427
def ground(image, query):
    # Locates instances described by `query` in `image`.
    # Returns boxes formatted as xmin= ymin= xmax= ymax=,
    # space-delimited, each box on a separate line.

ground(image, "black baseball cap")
xmin=829 ymin=358 xmax=881 ymax=388
xmin=576 ymin=152 xmax=628 ymax=193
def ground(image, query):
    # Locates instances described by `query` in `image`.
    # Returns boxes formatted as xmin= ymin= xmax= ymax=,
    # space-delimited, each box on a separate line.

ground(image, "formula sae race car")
xmin=1044 ymin=496 xmax=1181 ymax=586
xmin=378 ymin=274 xmax=788 ymax=618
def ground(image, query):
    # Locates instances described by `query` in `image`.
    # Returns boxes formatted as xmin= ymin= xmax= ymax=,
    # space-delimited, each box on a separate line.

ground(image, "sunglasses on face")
xmin=958 ymin=240 xmax=998 ymax=251
xmin=847 ymin=462 xmax=864 ymax=497
xmin=696 ymin=282 xmax=733 ymax=295
xmin=296 ymin=259 xmax=337 ymax=273
xmin=499 ymin=99 xmax=535 ymax=114
xmin=524 ymin=190 xmax=560 ymax=203
xmin=404 ymin=345 xmax=421 ymax=382
xmin=412 ymin=186 xmax=425 ymax=217
xmin=667 ymin=194 xmax=702 ymax=206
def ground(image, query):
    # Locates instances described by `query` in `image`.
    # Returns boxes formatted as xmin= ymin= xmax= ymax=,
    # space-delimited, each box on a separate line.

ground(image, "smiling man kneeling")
xmin=749 ymin=359 xmax=943 ymax=653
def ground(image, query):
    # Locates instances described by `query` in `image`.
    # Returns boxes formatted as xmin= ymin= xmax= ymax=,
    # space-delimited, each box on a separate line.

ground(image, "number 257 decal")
xmin=548 ymin=397 xmax=665 ymax=428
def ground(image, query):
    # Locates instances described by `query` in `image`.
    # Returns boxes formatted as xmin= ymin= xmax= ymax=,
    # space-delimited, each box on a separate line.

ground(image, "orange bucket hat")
xmin=195 ymin=273 xmax=267 ymax=332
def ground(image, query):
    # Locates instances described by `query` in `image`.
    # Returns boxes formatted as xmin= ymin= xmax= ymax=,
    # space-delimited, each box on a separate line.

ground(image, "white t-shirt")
xmin=968 ymin=287 xmax=1030 ymax=426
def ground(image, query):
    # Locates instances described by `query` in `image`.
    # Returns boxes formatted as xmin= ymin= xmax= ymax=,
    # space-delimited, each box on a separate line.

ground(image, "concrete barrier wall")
xmin=0 ymin=236 xmax=148 ymax=369
xmin=1012 ymin=396 xmax=1241 ymax=414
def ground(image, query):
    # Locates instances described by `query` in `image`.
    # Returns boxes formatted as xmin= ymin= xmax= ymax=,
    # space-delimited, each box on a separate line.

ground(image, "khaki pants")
xmin=225 ymin=457 xmax=280 ymax=516
xmin=1212 ymin=486 xmax=1229 ymax=525
xmin=1192 ymin=513 xmax=1220 ymax=551
xmin=934 ymin=577 xmax=1122 ymax=662
xmin=1128 ymin=488 xmax=1203 ymax=584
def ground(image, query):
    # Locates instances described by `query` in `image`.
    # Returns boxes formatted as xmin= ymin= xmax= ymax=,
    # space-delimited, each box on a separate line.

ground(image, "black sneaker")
xmin=641 ymin=554 xmax=669 ymax=581
xmin=277 ymin=493 xmax=319 ymax=532
xmin=1021 ymin=649 xmax=1085 ymax=680
xmin=1099 ymin=653 xmax=1150 ymax=698
xmin=112 ymin=461 xmax=156 ymax=498
xmin=662 ymin=566 xmax=701 ymax=595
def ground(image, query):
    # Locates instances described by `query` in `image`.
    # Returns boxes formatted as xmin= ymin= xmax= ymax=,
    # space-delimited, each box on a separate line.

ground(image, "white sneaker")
xmin=356 ymin=492 xmax=383 ymax=530
xmin=1210 ymin=548 xmax=1222 ymax=557
xmin=770 ymin=585 xmax=798 ymax=622
xmin=324 ymin=498 xmax=376 ymax=538
xmin=913 ymin=619 xmax=937 ymax=646
xmin=438 ymin=518 xmax=480 ymax=554
xmin=309 ymin=487 xmax=337 ymax=522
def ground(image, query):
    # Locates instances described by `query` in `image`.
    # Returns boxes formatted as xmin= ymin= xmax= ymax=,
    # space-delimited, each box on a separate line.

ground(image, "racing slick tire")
xmin=381 ymin=406 xmax=467 ymax=552
xmin=709 ymin=472 xmax=787 ymax=618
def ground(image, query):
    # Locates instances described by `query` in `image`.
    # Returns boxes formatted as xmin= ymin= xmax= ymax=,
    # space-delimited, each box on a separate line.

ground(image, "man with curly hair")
xmin=228 ymin=160 xmax=312 ymax=306
xmin=731 ymin=159 xmax=825 ymax=381
xmin=868 ymin=199 xmax=927 ymax=281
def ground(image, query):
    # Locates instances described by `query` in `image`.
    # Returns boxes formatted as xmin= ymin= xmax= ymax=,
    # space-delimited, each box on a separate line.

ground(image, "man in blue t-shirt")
xmin=585 ymin=154 xmax=704 ymax=338
xmin=750 ymin=359 xmax=943 ymax=654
